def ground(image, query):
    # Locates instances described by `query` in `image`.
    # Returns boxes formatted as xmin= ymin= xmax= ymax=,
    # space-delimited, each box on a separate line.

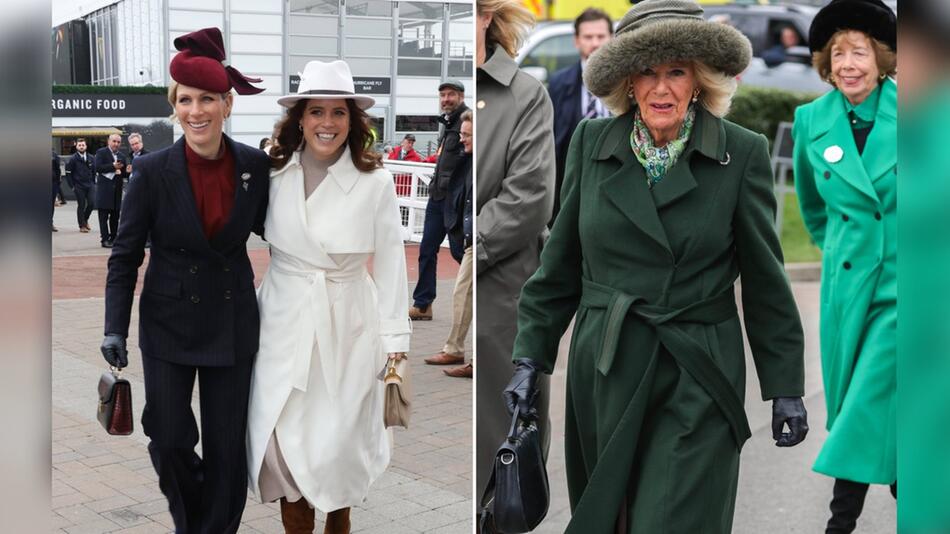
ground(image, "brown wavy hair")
xmin=270 ymin=99 xmax=382 ymax=172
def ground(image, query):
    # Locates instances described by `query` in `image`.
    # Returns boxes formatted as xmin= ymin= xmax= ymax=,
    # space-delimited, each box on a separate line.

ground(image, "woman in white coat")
xmin=246 ymin=60 xmax=411 ymax=534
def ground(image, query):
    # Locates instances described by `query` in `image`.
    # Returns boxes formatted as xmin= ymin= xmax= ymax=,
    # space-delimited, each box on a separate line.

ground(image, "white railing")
xmin=384 ymin=160 xmax=435 ymax=243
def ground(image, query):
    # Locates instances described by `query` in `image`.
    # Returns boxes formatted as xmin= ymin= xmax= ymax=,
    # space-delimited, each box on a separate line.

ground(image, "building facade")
xmin=52 ymin=0 xmax=474 ymax=153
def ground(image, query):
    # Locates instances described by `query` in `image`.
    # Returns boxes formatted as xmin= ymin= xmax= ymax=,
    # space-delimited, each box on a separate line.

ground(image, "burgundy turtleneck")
xmin=184 ymin=140 xmax=236 ymax=239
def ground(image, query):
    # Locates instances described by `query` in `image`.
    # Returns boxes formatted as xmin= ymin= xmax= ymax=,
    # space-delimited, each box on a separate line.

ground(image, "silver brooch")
xmin=823 ymin=145 xmax=843 ymax=163
xmin=719 ymin=152 xmax=731 ymax=166
xmin=241 ymin=172 xmax=250 ymax=191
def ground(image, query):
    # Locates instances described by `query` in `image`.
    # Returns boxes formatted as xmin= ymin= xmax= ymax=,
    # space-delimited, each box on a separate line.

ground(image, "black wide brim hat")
xmin=809 ymin=0 xmax=897 ymax=54
xmin=584 ymin=0 xmax=752 ymax=99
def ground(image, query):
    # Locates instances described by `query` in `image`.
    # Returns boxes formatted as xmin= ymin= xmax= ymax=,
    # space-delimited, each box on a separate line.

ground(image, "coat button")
xmin=189 ymin=265 xmax=198 ymax=274
xmin=823 ymin=171 xmax=831 ymax=179
xmin=843 ymin=261 xmax=852 ymax=270
xmin=223 ymin=266 xmax=230 ymax=272
xmin=190 ymin=295 xmax=200 ymax=304
xmin=224 ymin=290 xmax=232 ymax=300
xmin=874 ymin=212 xmax=882 ymax=220
xmin=179 ymin=248 xmax=186 ymax=253
xmin=841 ymin=214 xmax=849 ymax=222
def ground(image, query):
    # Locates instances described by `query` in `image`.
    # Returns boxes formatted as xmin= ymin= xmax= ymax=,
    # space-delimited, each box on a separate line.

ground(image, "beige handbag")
xmin=383 ymin=356 xmax=411 ymax=428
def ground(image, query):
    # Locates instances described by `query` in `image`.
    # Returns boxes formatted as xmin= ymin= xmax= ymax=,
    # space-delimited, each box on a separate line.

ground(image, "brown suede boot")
xmin=280 ymin=497 xmax=315 ymax=534
xmin=323 ymin=507 xmax=351 ymax=534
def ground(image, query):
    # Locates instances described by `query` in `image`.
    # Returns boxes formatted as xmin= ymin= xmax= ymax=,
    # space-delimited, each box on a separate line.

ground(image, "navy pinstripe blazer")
xmin=104 ymin=136 xmax=269 ymax=367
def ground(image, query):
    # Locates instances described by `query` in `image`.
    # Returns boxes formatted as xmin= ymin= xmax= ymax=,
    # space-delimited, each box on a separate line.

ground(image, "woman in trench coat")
xmin=792 ymin=0 xmax=897 ymax=530
xmin=502 ymin=1 xmax=808 ymax=532
xmin=474 ymin=0 xmax=556 ymax=497
xmin=245 ymin=60 xmax=411 ymax=534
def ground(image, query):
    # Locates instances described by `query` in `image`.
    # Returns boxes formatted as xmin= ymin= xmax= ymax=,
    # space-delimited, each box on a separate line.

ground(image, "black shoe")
xmin=101 ymin=240 xmax=113 ymax=248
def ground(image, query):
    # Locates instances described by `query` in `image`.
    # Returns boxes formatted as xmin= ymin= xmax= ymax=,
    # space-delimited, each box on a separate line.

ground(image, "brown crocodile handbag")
xmin=97 ymin=369 xmax=133 ymax=435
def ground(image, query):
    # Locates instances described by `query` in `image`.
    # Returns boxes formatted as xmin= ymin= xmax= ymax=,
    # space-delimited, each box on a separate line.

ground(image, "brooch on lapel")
xmin=241 ymin=172 xmax=251 ymax=191
xmin=476 ymin=100 xmax=486 ymax=110
xmin=823 ymin=145 xmax=844 ymax=163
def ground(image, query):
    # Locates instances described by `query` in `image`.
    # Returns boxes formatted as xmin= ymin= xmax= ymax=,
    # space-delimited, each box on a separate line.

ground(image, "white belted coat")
xmin=246 ymin=148 xmax=411 ymax=511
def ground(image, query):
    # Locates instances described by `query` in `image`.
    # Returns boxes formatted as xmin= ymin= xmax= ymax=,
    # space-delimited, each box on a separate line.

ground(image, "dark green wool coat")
xmin=512 ymin=108 xmax=805 ymax=533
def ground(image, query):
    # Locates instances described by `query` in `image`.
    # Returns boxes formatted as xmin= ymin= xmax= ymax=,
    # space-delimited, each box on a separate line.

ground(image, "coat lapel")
xmin=163 ymin=138 xmax=212 ymax=251
xmin=652 ymin=107 xmax=727 ymax=209
xmin=594 ymin=113 xmax=673 ymax=258
xmin=806 ymin=91 xmax=879 ymax=202
xmin=861 ymin=79 xmax=897 ymax=183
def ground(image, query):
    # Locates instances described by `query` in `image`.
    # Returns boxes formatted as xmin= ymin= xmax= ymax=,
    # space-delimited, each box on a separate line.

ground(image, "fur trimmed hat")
xmin=808 ymin=0 xmax=896 ymax=54
xmin=584 ymin=0 xmax=751 ymax=98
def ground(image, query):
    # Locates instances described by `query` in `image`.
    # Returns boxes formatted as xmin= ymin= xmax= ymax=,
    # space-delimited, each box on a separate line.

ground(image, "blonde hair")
xmin=478 ymin=0 xmax=535 ymax=57
xmin=166 ymin=81 xmax=231 ymax=122
xmin=811 ymin=30 xmax=897 ymax=85
xmin=601 ymin=60 xmax=738 ymax=118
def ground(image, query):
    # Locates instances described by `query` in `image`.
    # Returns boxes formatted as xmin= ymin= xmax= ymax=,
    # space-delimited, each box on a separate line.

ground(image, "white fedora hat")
xmin=277 ymin=60 xmax=375 ymax=110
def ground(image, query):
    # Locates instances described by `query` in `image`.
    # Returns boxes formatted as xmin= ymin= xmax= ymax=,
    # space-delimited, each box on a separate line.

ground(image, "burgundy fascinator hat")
xmin=169 ymin=27 xmax=265 ymax=95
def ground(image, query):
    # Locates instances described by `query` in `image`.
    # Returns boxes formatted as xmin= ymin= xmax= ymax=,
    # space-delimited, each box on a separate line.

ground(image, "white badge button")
xmin=823 ymin=145 xmax=843 ymax=163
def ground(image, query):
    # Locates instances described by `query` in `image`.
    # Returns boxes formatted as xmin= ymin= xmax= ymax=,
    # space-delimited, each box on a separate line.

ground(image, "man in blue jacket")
xmin=546 ymin=8 xmax=612 ymax=225
xmin=65 ymin=138 xmax=97 ymax=233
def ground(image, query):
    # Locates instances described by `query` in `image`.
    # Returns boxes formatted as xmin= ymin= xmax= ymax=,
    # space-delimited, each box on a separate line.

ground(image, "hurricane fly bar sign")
xmin=51 ymin=93 xmax=171 ymax=118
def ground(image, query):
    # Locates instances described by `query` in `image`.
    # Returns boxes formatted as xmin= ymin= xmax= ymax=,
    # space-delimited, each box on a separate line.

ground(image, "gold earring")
xmin=692 ymin=90 xmax=700 ymax=103
xmin=880 ymin=73 xmax=887 ymax=80
xmin=627 ymin=86 xmax=634 ymax=98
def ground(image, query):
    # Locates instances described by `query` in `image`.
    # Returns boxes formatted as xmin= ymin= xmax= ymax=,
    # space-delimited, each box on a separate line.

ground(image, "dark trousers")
xmin=141 ymin=355 xmax=254 ymax=534
xmin=826 ymin=478 xmax=898 ymax=533
xmin=412 ymin=196 xmax=464 ymax=309
xmin=75 ymin=186 xmax=95 ymax=228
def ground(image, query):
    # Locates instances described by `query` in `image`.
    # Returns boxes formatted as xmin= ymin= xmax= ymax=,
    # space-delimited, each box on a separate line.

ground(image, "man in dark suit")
xmin=546 ymin=8 xmax=613 ymax=225
xmin=94 ymin=133 xmax=128 ymax=247
xmin=126 ymin=132 xmax=149 ymax=177
xmin=99 ymin=26 xmax=269 ymax=533
xmin=65 ymin=138 xmax=97 ymax=232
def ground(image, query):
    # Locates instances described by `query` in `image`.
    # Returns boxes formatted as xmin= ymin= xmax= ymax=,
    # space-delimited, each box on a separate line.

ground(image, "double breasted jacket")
xmin=104 ymin=136 xmax=270 ymax=366
xmin=512 ymin=107 xmax=805 ymax=533
xmin=793 ymin=79 xmax=896 ymax=484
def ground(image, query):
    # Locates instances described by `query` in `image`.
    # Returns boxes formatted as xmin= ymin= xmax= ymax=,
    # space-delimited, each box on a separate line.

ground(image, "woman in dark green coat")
xmin=502 ymin=1 xmax=809 ymax=532
xmin=793 ymin=1 xmax=897 ymax=531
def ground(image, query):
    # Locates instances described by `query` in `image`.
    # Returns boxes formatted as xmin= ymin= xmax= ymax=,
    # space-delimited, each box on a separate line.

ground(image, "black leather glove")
xmin=101 ymin=334 xmax=128 ymax=369
xmin=503 ymin=359 xmax=543 ymax=420
xmin=772 ymin=396 xmax=808 ymax=447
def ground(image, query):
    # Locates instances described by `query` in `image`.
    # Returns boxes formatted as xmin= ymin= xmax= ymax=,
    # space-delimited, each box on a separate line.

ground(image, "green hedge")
xmin=727 ymin=86 xmax=822 ymax=147
xmin=52 ymin=84 xmax=168 ymax=95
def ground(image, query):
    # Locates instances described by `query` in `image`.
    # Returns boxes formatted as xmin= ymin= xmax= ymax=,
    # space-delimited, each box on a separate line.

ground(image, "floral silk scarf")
xmin=630 ymin=104 xmax=696 ymax=188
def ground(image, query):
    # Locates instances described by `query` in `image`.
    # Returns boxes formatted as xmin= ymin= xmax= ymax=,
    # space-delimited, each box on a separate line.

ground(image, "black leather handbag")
xmin=479 ymin=407 xmax=549 ymax=534
xmin=97 ymin=368 xmax=133 ymax=435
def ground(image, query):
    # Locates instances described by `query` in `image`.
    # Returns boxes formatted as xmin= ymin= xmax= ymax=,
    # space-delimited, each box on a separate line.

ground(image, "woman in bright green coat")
xmin=499 ymin=1 xmax=808 ymax=532
xmin=792 ymin=0 xmax=897 ymax=531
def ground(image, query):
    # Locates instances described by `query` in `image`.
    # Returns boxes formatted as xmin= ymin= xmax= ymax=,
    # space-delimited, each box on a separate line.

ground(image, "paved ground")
xmin=533 ymin=282 xmax=896 ymax=534
xmin=51 ymin=203 xmax=473 ymax=533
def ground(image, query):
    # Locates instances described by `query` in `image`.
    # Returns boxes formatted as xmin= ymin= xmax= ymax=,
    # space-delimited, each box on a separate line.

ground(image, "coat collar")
xmin=804 ymin=78 xmax=895 ymax=201
xmin=273 ymin=146 xmax=361 ymax=195
xmin=590 ymin=107 xmax=728 ymax=258
xmin=478 ymin=45 xmax=518 ymax=87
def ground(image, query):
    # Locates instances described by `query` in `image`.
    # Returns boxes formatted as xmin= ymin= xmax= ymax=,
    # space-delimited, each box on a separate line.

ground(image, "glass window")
xmin=519 ymin=33 xmax=577 ymax=79
xmin=448 ymin=60 xmax=472 ymax=77
xmin=345 ymin=37 xmax=392 ymax=57
xmin=398 ymin=38 xmax=442 ymax=58
xmin=290 ymin=0 xmax=339 ymax=15
xmin=397 ymin=58 xmax=441 ymax=76
xmin=398 ymin=20 xmax=442 ymax=40
xmin=448 ymin=41 xmax=473 ymax=58
xmin=399 ymin=2 xmax=443 ymax=20
xmin=347 ymin=57 xmax=392 ymax=76
xmin=449 ymin=3 xmax=473 ymax=17
xmin=345 ymin=18 xmax=391 ymax=38
xmin=345 ymin=0 xmax=391 ymax=17
xmin=289 ymin=35 xmax=339 ymax=55
xmin=396 ymin=115 xmax=440 ymax=132
xmin=289 ymin=15 xmax=339 ymax=35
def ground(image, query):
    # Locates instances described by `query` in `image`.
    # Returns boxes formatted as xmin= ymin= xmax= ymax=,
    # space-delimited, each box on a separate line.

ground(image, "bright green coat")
xmin=793 ymin=79 xmax=897 ymax=484
xmin=513 ymin=108 xmax=804 ymax=534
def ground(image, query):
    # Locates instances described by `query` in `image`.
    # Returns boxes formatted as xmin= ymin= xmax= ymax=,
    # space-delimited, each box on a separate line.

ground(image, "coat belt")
xmin=579 ymin=278 xmax=752 ymax=448
xmin=268 ymin=260 xmax=368 ymax=397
